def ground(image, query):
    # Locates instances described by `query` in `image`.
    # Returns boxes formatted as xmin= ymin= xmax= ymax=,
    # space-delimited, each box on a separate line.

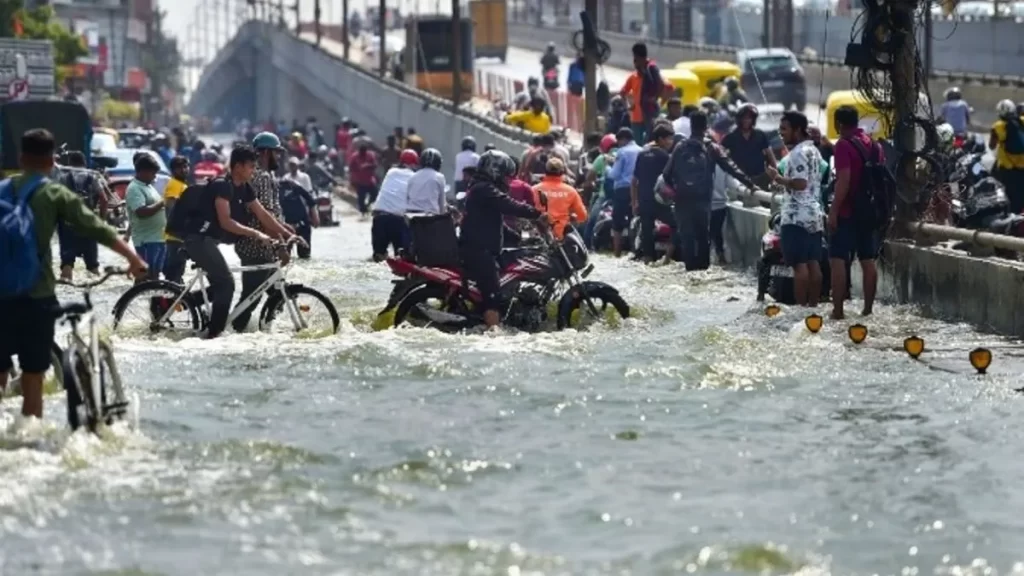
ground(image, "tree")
xmin=0 ymin=2 xmax=87 ymax=84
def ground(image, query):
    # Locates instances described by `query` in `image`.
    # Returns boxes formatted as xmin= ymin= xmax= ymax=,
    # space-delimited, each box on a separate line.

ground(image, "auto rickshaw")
xmin=674 ymin=60 xmax=743 ymax=100
xmin=823 ymin=89 xmax=930 ymax=140
xmin=0 ymin=100 xmax=94 ymax=176
xmin=660 ymin=68 xmax=701 ymax=106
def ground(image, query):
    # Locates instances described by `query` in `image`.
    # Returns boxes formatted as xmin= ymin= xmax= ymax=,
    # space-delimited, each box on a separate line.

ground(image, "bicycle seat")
xmin=54 ymin=302 xmax=90 ymax=318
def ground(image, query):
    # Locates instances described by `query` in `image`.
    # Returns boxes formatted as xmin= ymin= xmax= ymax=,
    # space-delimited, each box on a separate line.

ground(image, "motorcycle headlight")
xmin=563 ymin=230 xmax=589 ymax=270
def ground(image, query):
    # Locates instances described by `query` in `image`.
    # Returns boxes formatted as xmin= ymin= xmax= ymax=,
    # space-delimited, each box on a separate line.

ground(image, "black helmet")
xmin=725 ymin=76 xmax=739 ymax=91
xmin=420 ymin=148 xmax=443 ymax=171
xmin=475 ymin=150 xmax=516 ymax=190
xmin=736 ymin=103 xmax=759 ymax=120
xmin=484 ymin=143 xmax=497 ymax=152
xmin=461 ymin=136 xmax=477 ymax=151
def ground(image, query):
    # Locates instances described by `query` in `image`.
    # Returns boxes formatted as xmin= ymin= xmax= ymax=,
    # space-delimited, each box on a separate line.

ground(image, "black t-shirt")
xmin=279 ymin=180 xmax=316 ymax=224
xmin=634 ymin=146 xmax=671 ymax=206
xmin=721 ymin=129 xmax=770 ymax=178
xmin=187 ymin=177 xmax=256 ymax=240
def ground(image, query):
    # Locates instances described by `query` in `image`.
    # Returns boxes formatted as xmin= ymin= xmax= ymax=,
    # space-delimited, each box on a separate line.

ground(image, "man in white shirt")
xmin=282 ymin=156 xmax=314 ymax=191
xmin=672 ymin=114 xmax=691 ymax=138
xmin=453 ymin=137 xmax=479 ymax=193
xmin=371 ymin=149 xmax=419 ymax=261
xmin=405 ymin=148 xmax=448 ymax=215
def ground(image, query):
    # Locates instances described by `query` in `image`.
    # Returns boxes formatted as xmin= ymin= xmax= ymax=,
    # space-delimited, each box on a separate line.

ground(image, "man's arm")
xmin=126 ymin=184 xmax=164 ymax=218
xmin=215 ymin=197 xmax=265 ymax=239
xmin=247 ymin=199 xmax=293 ymax=238
xmin=711 ymin=144 xmax=756 ymax=189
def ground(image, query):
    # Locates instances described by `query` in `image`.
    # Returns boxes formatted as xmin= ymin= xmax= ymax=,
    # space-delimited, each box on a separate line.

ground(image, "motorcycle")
xmin=543 ymin=67 xmax=560 ymax=91
xmin=755 ymin=213 xmax=840 ymax=304
xmin=376 ymin=211 xmax=629 ymax=332
xmin=589 ymin=199 xmax=615 ymax=252
xmin=950 ymin=152 xmax=1024 ymax=256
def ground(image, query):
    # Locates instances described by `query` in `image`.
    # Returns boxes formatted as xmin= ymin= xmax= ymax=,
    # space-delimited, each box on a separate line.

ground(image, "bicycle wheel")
xmin=259 ymin=284 xmax=340 ymax=336
xmin=111 ymin=280 xmax=204 ymax=336
xmin=63 ymin=340 xmax=128 ymax=433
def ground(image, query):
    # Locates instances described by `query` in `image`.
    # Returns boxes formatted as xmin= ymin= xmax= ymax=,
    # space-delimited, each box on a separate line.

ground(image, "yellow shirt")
xmin=992 ymin=117 xmax=1024 ymax=169
xmin=505 ymin=110 xmax=552 ymax=134
xmin=163 ymin=177 xmax=188 ymax=242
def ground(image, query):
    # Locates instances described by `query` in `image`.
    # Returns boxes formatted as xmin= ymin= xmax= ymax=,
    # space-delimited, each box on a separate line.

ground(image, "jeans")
xmin=676 ymin=201 xmax=711 ymax=271
xmin=355 ymin=184 xmax=376 ymax=214
xmin=639 ymin=201 xmax=676 ymax=260
xmin=134 ymin=242 xmax=167 ymax=281
xmin=57 ymin=222 xmax=99 ymax=271
xmin=232 ymin=254 xmax=276 ymax=333
xmin=184 ymin=235 xmax=234 ymax=338
xmin=709 ymin=208 xmax=728 ymax=258
xmin=163 ymin=240 xmax=188 ymax=284
xmin=290 ymin=221 xmax=312 ymax=259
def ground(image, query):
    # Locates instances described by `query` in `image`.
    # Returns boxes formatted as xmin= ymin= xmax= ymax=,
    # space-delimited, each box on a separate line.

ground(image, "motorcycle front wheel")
xmin=556 ymin=282 xmax=630 ymax=330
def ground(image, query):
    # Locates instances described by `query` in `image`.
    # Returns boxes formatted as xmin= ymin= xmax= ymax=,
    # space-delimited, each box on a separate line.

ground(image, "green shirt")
xmin=591 ymin=151 xmax=616 ymax=201
xmin=9 ymin=172 xmax=119 ymax=299
xmin=125 ymin=179 xmax=166 ymax=245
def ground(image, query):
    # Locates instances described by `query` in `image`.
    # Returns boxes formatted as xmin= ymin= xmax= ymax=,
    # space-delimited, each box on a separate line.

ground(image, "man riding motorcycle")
xmin=460 ymin=150 xmax=550 ymax=328
xmin=718 ymin=77 xmax=749 ymax=109
xmin=540 ymin=42 xmax=560 ymax=71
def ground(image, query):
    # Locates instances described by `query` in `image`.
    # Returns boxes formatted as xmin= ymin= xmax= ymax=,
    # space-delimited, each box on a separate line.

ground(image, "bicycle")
xmin=56 ymin=267 xmax=130 ymax=432
xmin=110 ymin=240 xmax=340 ymax=336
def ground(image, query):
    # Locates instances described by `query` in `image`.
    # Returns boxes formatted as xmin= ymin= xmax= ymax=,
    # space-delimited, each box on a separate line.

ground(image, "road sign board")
xmin=7 ymin=79 xmax=28 ymax=101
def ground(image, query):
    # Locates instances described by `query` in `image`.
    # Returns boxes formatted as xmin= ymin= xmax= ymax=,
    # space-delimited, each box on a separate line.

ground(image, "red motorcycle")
xmin=376 ymin=214 xmax=629 ymax=332
xmin=542 ymin=67 xmax=560 ymax=91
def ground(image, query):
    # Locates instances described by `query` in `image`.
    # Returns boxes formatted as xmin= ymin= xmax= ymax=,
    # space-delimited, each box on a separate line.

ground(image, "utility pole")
xmin=314 ymin=0 xmax=322 ymax=45
xmin=378 ymin=0 xmax=386 ymax=77
xmin=451 ymin=0 xmax=462 ymax=107
xmin=342 ymin=0 xmax=350 ymax=59
xmin=891 ymin=0 xmax=917 ymax=187
xmin=293 ymin=1 xmax=301 ymax=34
xmin=922 ymin=5 xmax=933 ymax=76
xmin=583 ymin=0 xmax=599 ymax=134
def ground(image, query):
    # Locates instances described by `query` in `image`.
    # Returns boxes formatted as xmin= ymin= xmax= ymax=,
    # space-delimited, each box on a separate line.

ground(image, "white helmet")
xmin=996 ymin=99 xmax=1017 ymax=118
xmin=935 ymin=123 xmax=954 ymax=152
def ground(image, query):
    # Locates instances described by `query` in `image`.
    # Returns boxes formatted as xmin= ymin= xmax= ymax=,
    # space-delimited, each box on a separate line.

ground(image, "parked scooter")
xmin=756 ymin=213 xmax=844 ymax=304
xmin=950 ymin=152 xmax=1024 ymax=257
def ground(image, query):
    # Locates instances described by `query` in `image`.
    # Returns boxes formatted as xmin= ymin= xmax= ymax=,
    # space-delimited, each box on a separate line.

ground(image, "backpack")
xmin=61 ymin=168 xmax=97 ymax=209
xmin=0 ymin=174 xmax=47 ymax=296
xmin=1003 ymin=117 xmax=1024 ymax=155
xmin=668 ymin=139 xmax=713 ymax=202
xmin=846 ymin=136 xmax=897 ymax=230
xmin=165 ymin=177 xmax=218 ymax=238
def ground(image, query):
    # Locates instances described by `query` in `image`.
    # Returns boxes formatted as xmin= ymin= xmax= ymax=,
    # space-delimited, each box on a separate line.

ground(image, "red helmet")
xmin=399 ymin=149 xmax=419 ymax=166
xmin=599 ymin=134 xmax=616 ymax=153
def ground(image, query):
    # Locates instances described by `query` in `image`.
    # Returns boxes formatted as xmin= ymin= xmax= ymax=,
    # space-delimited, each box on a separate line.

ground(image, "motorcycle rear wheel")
xmin=393 ymin=285 xmax=471 ymax=330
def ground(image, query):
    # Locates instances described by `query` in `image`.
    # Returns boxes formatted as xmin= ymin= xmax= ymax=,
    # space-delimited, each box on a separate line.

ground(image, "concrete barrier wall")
xmin=507 ymin=22 xmax=1013 ymax=127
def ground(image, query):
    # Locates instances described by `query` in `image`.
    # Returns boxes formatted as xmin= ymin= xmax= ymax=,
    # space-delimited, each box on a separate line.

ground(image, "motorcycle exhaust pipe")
xmin=415 ymin=304 xmax=473 ymax=328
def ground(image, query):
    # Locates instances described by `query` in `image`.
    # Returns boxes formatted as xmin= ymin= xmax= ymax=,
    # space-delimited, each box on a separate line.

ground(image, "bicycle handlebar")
xmin=57 ymin=266 xmax=129 ymax=289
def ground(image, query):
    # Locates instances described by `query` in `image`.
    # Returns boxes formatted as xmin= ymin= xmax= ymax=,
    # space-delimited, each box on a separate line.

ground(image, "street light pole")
xmin=451 ymin=0 xmax=462 ymax=107
xmin=342 ymin=0 xmax=350 ymax=60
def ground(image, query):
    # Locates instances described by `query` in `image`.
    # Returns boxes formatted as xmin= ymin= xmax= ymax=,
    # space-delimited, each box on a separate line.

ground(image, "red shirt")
xmin=348 ymin=151 xmax=379 ymax=187
xmin=504 ymin=178 xmax=535 ymax=228
xmin=193 ymin=161 xmax=225 ymax=180
xmin=336 ymin=128 xmax=351 ymax=151
xmin=833 ymin=128 xmax=882 ymax=218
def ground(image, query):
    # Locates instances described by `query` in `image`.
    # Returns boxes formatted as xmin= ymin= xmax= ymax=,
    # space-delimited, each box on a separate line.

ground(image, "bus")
xmin=0 ymin=100 xmax=93 ymax=176
xmin=403 ymin=16 xmax=474 ymax=102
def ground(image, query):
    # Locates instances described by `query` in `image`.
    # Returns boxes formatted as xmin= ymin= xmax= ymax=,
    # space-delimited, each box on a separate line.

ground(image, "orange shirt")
xmin=621 ymin=72 xmax=645 ymax=124
xmin=531 ymin=176 xmax=588 ymax=239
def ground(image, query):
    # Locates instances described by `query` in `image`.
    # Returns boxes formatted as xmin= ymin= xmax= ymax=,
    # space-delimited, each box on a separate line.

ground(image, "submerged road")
xmin=1 ymin=187 xmax=1024 ymax=573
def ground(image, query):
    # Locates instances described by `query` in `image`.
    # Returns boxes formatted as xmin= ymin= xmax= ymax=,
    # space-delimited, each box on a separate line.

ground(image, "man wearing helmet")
xmin=371 ymin=149 xmax=420 ymax=261
xmin=718 ymin=76 xmax=749 ymax=109
xmin=513 ymin=77 xmax=553 ymax=117
xmin=989 ymin=99 xmax=1024 ymax=213
xmin=460 ymin=150 xmax=550 ymax=328
xmin=721 ymin=103 xmax=777 ymax=189
xmin=939 ymin=87 xmax=970 ymax=137
xmin=454 ymin=137 xmax=479 ymax=195
xmin=540 ymin=42 xmax=560 ymax=73
xmin=232 ymin=132 xmax=304 ymax=333
xmin=406 ymin=148 xmax=448 ymax=216
xmin=582 ymin=133 xmax=619 ymax=247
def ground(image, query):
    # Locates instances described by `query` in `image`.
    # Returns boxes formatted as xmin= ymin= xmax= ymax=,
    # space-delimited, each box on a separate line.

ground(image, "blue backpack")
xmin=0 ymin=174 xmax=47 ymax=296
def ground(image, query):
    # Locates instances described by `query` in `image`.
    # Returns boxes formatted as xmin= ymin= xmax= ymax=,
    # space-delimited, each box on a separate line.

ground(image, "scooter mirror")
xmin=455 ymin=192 xmax=467 ymax=201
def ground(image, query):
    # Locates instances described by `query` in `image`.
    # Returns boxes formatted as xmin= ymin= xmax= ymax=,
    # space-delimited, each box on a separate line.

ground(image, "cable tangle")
xmin=849 ymin=0 xmax=953 ymax=224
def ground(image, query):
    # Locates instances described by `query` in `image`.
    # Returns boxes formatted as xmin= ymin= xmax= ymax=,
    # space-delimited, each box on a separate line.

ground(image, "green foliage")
xmin=0 ymin=2 xmax=87 ymax=84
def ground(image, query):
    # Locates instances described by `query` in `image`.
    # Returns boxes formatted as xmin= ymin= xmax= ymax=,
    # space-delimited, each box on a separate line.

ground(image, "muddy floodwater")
xmin=2 ymin=201 xmax=1024 ymax=576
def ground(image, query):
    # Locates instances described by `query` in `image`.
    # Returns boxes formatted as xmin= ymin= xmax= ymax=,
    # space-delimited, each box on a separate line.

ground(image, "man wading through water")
xmin=233 ymin=132 xmax=305 ymax=333
xmin=663 ymin=111 xmax=756 ymax=271
xmin=721 ymin=103 xmax=777 ymax=190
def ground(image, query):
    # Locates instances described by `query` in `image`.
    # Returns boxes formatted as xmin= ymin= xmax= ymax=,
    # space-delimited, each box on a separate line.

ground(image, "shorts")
xmin=135 ymin=242 xmax=167 ymax=280
xmin=461 ymin=247 xmax=500 ymax=311
xmin=611 ymin=187 xmax=633 ymax=232
xmin=780 ymin=225 xmax=822 ymax=266
xmin=0 ymin=296 xmax=57 ymax=373
xmin=371 ymin=212 xmax=409 ymax=256
xmin=829 ymin=217 xmax=879 ymax=261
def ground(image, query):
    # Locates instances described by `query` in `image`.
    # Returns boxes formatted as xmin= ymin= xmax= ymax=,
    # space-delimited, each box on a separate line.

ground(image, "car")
xmin=91 ymin=132 xmax=118 ymax=157
xmin=117 ymin=128 xmax=152 ymax=149
xmin=736 ymin=48 xmax=806 ymax=112
xmin=100 ymin=148 xmax=170 ymax=200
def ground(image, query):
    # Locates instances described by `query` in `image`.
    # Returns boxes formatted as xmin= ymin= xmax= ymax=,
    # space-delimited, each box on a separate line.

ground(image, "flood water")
xmin=2 ymin=199 xmax=1024 ymax=576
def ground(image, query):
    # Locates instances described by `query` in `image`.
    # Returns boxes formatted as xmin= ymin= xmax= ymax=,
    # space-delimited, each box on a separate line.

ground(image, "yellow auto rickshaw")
xmin=660 ymin=68 xmax=701 ymax=106
xmin=675 ymin=60 xmax=742 ymax=100
xmin=824 ymin=89 xmax=930 ymax=140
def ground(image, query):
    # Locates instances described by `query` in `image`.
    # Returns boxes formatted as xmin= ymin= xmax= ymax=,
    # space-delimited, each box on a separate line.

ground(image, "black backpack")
xmin=61 ymin=168 xmax=97 ymax=209
xmin=165 ymin=177 xmax=220 ymax=238
xmin=668 ymin=139 xmax=713 ymax=201
xmin=1003 ymin=117 xmax=1024 ymax=155
xmin=846 ymin=137 xmax=896 ymax=231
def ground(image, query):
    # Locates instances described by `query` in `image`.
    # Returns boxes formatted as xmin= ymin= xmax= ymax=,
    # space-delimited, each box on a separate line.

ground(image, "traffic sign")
xmin=7 ymin=79 xmax=28 ymax=101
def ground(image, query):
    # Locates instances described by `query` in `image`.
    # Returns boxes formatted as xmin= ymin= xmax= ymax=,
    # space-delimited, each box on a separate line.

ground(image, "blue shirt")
xmin=940 ymin=100 xmax=970 ymax=134
xmin=606 ymin=141 xmax=641 ymax=191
